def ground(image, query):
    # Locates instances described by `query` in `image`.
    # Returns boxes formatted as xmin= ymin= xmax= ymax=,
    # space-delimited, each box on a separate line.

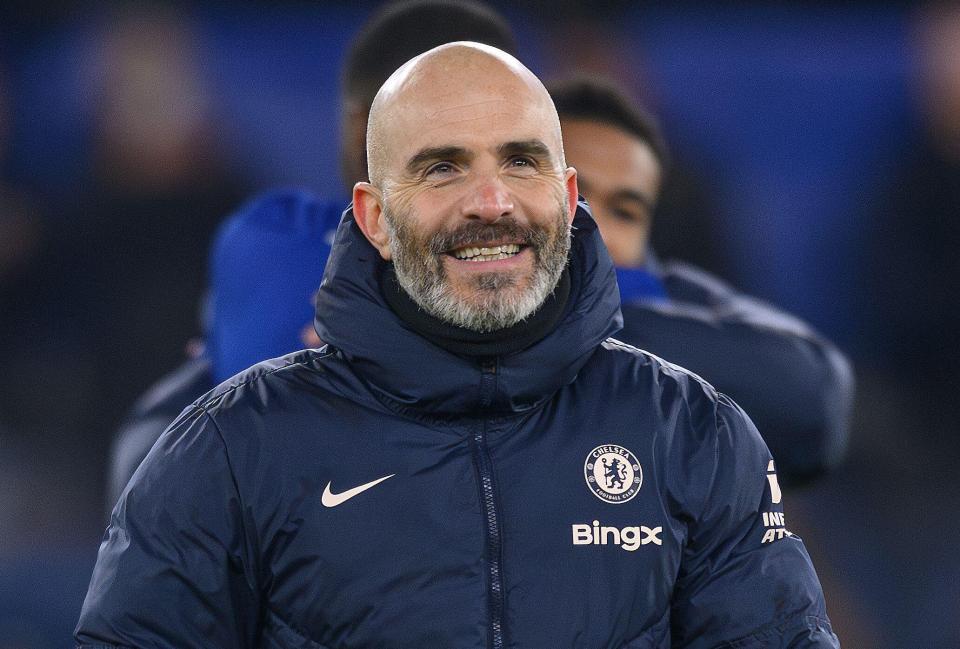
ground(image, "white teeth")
xmin=452 ymin=243 xmax=521 ymax=260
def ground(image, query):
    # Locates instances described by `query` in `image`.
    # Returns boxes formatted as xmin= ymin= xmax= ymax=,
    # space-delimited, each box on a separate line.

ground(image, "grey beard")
xmin=383 ymin=202 xmax=571 ymax=333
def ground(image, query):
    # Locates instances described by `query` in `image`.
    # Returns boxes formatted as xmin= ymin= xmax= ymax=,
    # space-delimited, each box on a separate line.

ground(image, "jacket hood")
xmin=314 ymin=199 xmax=622 ymax=415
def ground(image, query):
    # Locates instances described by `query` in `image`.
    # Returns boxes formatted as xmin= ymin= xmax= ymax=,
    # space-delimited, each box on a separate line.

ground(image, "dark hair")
xmin=548 ymin=78 xmax=670 ymax=169
xmin=342 ymin=0 xmax=518 ymax=108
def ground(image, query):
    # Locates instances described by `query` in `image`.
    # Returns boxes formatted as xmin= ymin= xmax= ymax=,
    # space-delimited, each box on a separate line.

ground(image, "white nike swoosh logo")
xmin=322 ymin=474 xmax=395 ymax=508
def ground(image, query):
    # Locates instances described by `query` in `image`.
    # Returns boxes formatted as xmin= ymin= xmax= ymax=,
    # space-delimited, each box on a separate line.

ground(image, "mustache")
xmin=428 ymin=218 xmax=546 ymax=254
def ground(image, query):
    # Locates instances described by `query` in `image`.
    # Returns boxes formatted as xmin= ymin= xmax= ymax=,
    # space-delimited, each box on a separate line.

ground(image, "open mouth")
xmin=448 ymin=243 xmax=523 ymax=262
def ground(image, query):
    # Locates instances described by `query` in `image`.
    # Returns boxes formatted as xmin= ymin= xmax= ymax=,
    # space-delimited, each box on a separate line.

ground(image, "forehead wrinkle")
xmin=417 ymin=111 xmax=518 ymax=137
xmin=426 ymin=97 xmax=528 ymax=121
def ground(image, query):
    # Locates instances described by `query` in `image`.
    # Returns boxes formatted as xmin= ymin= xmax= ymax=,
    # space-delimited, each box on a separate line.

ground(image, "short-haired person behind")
xmin=550 ymin=79 xmax=854 ymax=485
xmin=105 ymin=0 xmax=520 ymax=510
xmin=76 ymin=43 xmax=839 ymax=648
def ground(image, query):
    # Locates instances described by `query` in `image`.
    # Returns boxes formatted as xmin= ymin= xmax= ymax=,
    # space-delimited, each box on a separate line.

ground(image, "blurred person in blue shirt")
xmin=550 ymin=78 xmax=854 ymax=485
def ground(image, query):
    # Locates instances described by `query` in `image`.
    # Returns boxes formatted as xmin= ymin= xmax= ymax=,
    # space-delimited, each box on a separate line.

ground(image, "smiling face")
xmin=353 ymin=43 xmax=578 ymax=332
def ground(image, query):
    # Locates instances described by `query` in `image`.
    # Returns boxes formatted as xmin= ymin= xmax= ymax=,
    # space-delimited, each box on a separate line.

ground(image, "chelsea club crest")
xmin=584 ymin=444 xmax=642 ymax=504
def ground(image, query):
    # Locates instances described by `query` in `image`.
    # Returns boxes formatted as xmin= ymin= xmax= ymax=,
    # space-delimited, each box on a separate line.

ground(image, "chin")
xmin=461 ymin=272 xmax=527 ymax=297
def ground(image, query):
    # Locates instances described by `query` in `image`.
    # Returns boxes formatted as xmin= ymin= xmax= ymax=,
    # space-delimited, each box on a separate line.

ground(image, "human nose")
xmin=460 ymin=176 xmax=514 ymax=223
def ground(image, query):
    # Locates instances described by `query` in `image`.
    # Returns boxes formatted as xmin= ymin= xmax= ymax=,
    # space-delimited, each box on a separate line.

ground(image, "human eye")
xmin=505 ymin=156 xmax=538 ymax=174
xmin=611 ymin=205 xmax=646 ymax=224
xmin=424 ymin=161 xmax=458 ymax=180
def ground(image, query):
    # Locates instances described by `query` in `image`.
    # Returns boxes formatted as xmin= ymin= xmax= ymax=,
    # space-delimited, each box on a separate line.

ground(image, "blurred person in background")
xmin=2 ymin=9 xmax=252 ymax=643
xmin=871 ymin=1 xmax=960 ymax=422
xmin=0 ymin=53 xmax=45 ymax=430
xmin=828 ymin=1 xmax=960 ymax=645
xmin=550 ymin=78 xmax=854 ymax=485
xmin=0 ymin=47 xmax=106 ymax=649
xmin=0 ymin=64 xmax=41 ymax=293
xmin=105 ymin=0 xmax=520 ymax=510
xmin=50 ymin=5 xmax=250 ymax=447
xmin=0 ymin=34 xmax=97 ymax=547
xmin=107 ymin=189 xmax=339 ymax=509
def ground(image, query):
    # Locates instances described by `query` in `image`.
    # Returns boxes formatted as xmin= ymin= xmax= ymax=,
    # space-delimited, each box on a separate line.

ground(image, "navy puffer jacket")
xmin=76 ymin=203 xmax=839 ymax=648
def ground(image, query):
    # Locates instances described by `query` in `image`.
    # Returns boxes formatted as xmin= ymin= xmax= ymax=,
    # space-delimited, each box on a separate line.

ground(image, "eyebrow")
xmin=497 ymin=139 xmax=554 ymax=162
xmin=405 ymin=146 xmax=472 ymax=176
xmin=610 ymin=188 xmax=655 ymax=212
xmin=404 ymin=139 xmax=557 ymax=177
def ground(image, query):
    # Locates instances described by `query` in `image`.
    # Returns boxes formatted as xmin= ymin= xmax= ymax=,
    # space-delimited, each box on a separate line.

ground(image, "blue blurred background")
xmin=1 ymin=2 xmax=957 ymax=647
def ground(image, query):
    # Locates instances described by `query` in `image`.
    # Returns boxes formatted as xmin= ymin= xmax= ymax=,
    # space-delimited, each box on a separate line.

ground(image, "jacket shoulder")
xmin=108 ymin=358 xmax=215 ymax=510
xmin=591 ymin=338 xmax=770 ymax=471
xmin=597 ymin=336 xmax=720 ymax=403
xmin=660 ymin=259 xmax=735 ymax=303
xmin=195 ymin=347 xmax=336 ymax=414
xmin=661 ymin=260 xmax=818 ymax=335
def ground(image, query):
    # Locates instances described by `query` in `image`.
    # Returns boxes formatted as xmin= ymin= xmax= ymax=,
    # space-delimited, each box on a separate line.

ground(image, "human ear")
xmin=352 ymin=182 xmax=393 ymax=260
xmin=563 ymin=167 xmax=579 ymax=225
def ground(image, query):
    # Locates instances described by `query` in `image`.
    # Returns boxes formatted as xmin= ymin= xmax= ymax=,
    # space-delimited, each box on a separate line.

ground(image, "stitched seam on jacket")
xmin=197 ymin=349 xmax=335 ymax=411
xmin=195 ymin=405 xmax=260 ymax=601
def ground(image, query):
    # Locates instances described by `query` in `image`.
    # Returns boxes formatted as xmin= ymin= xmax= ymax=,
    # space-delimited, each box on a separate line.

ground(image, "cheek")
xmin=384 ymin=184 xmax=422 ymax=217
xmin=636 ymin=224 xmax=652 ymax=245
xmin=512 ymin=178 xmax=570 ymax=222
xmin=389 ymin=188 xmax=460 ymax=237
xmin=507 ymin=174 xmax=567 ymax=202
xmin=596 ymin=219 xmax=644 ymax=262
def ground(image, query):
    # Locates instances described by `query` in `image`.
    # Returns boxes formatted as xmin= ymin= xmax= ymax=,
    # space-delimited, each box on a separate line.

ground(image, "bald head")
xmin=366 ymin=42 xmax=565 ymax=188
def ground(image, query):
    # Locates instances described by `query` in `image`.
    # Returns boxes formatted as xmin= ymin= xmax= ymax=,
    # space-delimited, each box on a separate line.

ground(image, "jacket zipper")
xmin=473 ymin=358 xmax=505 ymax=649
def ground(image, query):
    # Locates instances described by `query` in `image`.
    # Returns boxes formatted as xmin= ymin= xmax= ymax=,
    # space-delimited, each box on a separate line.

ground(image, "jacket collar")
xmin=314 ymin=199 xmax=622 ymax=416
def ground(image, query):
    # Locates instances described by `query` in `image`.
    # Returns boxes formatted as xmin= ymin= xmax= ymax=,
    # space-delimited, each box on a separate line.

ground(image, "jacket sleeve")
xmin=106 ymin=359 xmax=214 ymax=514
xmin=669 ymin=394 xmax=840 ymax=648
xmin=106 ymin=411 xmax=183 ymax=515
xmin=619 ymin=294 xmax=854 ymax=486
xmin=76 ymin=406 xmax=260 ymax=648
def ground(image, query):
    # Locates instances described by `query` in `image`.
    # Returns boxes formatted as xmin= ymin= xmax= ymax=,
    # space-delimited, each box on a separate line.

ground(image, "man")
xmin=108 ymin=2 xmax=844 ymax=510
xmin=77 ymin=42 xmax=838 ymax=648
xmin=550 ymin=78 xmax=854 ymax=484
xmin=104 ymin=0 xmax=519 ymax=510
